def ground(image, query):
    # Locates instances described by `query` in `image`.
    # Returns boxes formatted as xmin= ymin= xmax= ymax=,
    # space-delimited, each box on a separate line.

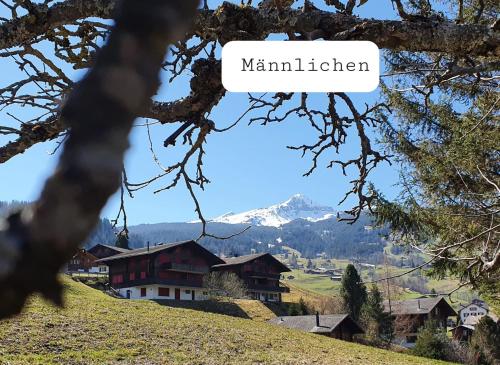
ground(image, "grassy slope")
xmin=0 ymin=277 xmax=453 ymax=365
xmin=278 ymin=248 xmax=473 ymax=303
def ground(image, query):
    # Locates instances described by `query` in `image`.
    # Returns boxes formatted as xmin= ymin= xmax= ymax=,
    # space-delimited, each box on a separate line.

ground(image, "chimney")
xmin=147 ymin=241 xmax=150 ymax=252
xmin=315 ymin=312 xmax=320 ymax=327
xmin=418 ymin=299 xmax=420 ymax=309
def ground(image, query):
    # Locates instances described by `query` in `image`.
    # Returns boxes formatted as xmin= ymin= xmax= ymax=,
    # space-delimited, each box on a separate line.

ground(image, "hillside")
xmin=0 ymin=277 xmax=453 ymax=365
xmin=127 ymin=212 xmax=387 ymax=261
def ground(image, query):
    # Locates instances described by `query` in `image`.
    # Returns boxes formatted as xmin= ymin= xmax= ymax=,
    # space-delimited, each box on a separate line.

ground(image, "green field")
xmin=279 ymin=247 xmax=474 ymax=304
xmin=0 ymin=277 xmax=454 ymax=365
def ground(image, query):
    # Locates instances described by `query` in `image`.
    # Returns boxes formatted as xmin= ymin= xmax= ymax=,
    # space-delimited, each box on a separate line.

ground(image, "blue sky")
xmin=0 ymin=0 xmax=402 ymax=225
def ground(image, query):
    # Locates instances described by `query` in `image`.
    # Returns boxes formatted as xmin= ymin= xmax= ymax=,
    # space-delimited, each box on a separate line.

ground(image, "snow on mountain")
xmin=207 ymin=194 xmax=337 ymax=227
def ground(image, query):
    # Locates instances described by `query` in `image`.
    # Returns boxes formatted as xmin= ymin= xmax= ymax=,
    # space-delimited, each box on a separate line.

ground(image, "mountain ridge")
xmin=195 ymin=194 xmax=337 ymax=227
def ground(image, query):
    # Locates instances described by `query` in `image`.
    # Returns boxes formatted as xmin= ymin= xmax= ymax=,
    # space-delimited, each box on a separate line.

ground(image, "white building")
xmin=458 ymin=299 xmax=489 ymax=323
xmin=115 ymin=284 xmax=209 ymax=301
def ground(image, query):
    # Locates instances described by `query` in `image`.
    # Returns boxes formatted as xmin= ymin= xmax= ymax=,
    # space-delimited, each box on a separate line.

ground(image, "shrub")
xmin=412 ymin=320 xmax=451 ymax=361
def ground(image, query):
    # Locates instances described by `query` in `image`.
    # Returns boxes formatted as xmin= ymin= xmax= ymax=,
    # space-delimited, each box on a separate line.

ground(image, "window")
xmin=129 ymin=272 xmax=135 ymax=280
xmin=185 ymin=290 xmax=191 ymax=294
xmin=203 ymin=291 xmax=208 ymax=296
xmin=158 ymin=287 xmax=170 ymax=297
xmin=111 ymin=274 xmax=123 ymax=285
xmin=140 ymin=288 xmax=147 ymax=297
xmin=140 ymin=271 xmax=146 ymax=279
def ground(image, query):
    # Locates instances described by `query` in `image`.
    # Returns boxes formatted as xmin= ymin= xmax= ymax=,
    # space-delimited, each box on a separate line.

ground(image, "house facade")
xmin=66 ymin=249 xmax=103 ymax=273
xmin=458 ymin=299 xmax=489 ymax=323
xmin=98 ymin=240 xmax=225 ymax=301
xmin=268 ymin=313 xmax=364 ymax=341
xmin=85 ymin=244 xmax=131 ymax=274
xmin=451 ymin=312 xmax=498 ymax=342
xmin=211 ymin=253 xmax=290 ymax=302
xmin=384 ymin=296 xmax=457 ymax=348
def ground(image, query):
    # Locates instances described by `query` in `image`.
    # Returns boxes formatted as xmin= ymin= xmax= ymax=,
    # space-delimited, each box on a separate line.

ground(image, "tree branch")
xmin=1 ymin=1 xmax=498 ymax=57
xmin=0 ymin=0 xmax=199 ymax=319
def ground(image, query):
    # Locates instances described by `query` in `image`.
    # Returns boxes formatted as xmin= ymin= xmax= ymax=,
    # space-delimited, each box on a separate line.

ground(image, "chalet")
xmin=458 ymin=299 xmax=489 ymax=323
xmin=268 ymin=313 xmax=364 ymax=341
xmin=211 ymin=253 xmax=291 ymax=302
xmin=384 ymin=296 xmax=457 ymax=347
xmin=66 ymin=249 xmax=103 ymax=273
xmin=98 ymin=240 xmax=224 ymax=300
xmin=451 ymin=313 xmax=499 ymax=342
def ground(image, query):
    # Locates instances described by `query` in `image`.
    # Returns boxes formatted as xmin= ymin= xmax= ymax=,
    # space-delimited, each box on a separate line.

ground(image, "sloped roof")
xmin=268 ymin=314 xmax=364 ymax=334
xmin=96 ymin=240 xmax=224 ymax=265
xmin=89 ymin=244 xmax=131 ymax=254
xmin=383 ymin=296 xmax=457 ymax=316
xmin=212 ymin=253 xmax=290 ymax=272
xmin=459 ymin=300 xmax=489 ymax=312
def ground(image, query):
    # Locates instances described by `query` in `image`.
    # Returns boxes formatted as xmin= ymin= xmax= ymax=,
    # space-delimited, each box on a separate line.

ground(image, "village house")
xmin=98 ymin=240 xmax=225 ymax=300
xmin=66 ymin=249 xmax=103 ymax=274
xmin=451 ymin=315 xmax=480 ymax=342
xmin=268 ymin=313 xmax=364 ymax=341
xmin=384 ymin=296 xmax=457 ymax=347
xmin=84 ymin=244 xmax=132 ymax=274
xmin=211 ymin=253 xmax=291 ymax=302
xmin=458 ymin=298 xmax=489 ymax=323
xmin=451 ymin=299 xmax=497 ymax=342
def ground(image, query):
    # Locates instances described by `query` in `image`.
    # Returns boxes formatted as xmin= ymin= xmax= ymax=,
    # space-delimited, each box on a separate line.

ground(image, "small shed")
xmin=268 ymin=313 xmax=364 ymax=341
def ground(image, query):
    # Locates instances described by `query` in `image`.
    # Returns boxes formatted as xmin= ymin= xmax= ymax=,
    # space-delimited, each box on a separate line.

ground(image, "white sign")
xmin=222 ymin=41 xmax=380 ymax=93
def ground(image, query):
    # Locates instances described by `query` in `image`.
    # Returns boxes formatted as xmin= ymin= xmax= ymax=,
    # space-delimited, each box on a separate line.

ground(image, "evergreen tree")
xmin=115 ymin=231 xmax=130 ymax=250
xmin=470 ymin=316 xmax=500 ymax=365
xmin=375 ymin=45 xmax=499 ymax=297
xmin=362 ymin=285 xmax=394 ymax=344
xmin=340 ymin=264 xmax=367 ymax=321
xmin=412 ymin=320 xmax=451 ymax=361
xmin=306 ymin=258 xmax=313 ymax=269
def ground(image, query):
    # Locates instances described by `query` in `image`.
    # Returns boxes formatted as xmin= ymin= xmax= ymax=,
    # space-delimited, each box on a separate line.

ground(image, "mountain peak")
xmin=207 ymin=194 xmax=336 ymax=227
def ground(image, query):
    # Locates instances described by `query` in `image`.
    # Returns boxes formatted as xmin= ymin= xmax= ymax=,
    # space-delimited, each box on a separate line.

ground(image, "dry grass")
xmin=0 ymin=277 xmax=455 ymax=365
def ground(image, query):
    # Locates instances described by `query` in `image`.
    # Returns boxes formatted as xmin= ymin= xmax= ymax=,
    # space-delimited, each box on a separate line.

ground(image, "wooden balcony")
xmin=241 ymin=271 xmax=281 ymax=279
xmin=113 ymin=276 xmax=204 ymax=289
xmin=160 ymin=262 xmax=209 ymax=274
xmin=246 ymin=284 xmax=290 ymax=293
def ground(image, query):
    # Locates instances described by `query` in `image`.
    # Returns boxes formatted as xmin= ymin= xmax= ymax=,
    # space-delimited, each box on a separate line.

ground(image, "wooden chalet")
xmin=268 ymin=313 xmax=364 ymax=341
xmin=384 ymin=296 xmax=457 ymax=347
xmin=451 ymin=313 xmax=499 ymax=342
xmin=65 ymin=249 xmax=101 ymax=273
xmin=97 ymin=240 xmax=224 ymax=301
xmin=211 ymin=253 xmax=290 ymax=302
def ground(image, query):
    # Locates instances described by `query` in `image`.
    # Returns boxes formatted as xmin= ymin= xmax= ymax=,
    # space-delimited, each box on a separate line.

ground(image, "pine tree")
xmin=362 ymin=285 xmax=394 ymax=344
xmin=115 ymin=231 xmax=130 ymax=250
xmin=340 ymin=264 xmax=367 ymax=321
xmin=470 ymin=316 xmax=500 ymax=365
xmin=306 ymin=259 xmax=313 ymax=269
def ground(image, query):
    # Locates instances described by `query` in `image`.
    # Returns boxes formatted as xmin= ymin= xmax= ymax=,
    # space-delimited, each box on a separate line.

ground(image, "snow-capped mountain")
xmin=208 ymin=194 xmax=337 ymax=227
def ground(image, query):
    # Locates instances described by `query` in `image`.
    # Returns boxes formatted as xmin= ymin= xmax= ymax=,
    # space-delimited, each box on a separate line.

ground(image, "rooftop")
xmin=212 ymin=253 xmax=290 ymax=272
xmin=383 ymin=296 xmax=457 ymax=316
xmin=96 ymin=240 xmax=224 ymax=265
xmin=268 ymin=314 xmax=363 ymax=334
